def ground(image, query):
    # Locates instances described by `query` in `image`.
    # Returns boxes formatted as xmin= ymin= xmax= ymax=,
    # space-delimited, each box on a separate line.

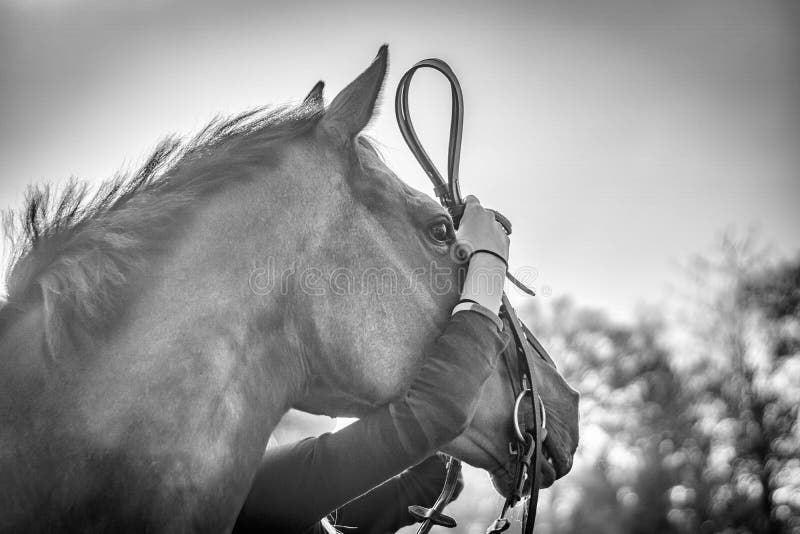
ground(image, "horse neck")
xmin=90 ymin=146 xmax=348 ymax=438
xmin=0 ymin=305 xmax=48 ymax=423
xmin=4 ymin=161 xmax=336 ymax=526
xmin=0 ymin=305 xmax=60 ymax=524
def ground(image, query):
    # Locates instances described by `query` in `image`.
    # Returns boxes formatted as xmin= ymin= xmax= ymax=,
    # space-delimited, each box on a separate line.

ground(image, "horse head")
xmin=286 ymin=47 xmax=580 ymax=493
xmin=272 ymin=47 xmax=463 ymax=416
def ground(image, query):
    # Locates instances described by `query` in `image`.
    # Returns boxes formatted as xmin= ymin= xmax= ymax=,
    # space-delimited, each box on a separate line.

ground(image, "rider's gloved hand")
xmin=455 ymin=195 xmax=509 ymax=315
xmin=456 ymin=195 xmax=509 ymax=265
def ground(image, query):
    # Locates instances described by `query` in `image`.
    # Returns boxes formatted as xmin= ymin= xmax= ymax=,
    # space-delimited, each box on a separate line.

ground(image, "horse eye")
xmin=428 ymin=222 xmax=451 ymax=244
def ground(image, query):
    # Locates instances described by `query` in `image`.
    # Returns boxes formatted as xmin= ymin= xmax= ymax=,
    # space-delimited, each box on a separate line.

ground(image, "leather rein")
xmin=395 ymin=58 xmax=556 ymax=534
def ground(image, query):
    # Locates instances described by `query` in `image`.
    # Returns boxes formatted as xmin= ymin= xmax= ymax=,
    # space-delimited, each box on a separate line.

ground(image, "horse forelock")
xmin=2 ymin=101 xmax=324 ymax=356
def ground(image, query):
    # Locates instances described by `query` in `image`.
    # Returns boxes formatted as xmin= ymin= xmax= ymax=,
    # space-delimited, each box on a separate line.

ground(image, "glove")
xmin=455 ymin=195 xmax=509 ymax=265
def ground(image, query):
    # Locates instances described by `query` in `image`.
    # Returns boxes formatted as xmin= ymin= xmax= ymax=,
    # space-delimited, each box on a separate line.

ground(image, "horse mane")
xmin=2 ymin=101 xmax=323 ymax=356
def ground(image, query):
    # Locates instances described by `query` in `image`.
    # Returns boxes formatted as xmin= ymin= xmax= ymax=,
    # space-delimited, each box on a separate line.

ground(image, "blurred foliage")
xmin=439 ymin=235 xmax=800 ymax=534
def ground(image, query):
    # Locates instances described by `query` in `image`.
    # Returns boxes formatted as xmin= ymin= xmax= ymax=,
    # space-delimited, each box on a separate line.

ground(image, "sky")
xmin=1 ymin=0 xmax=798 ymax=321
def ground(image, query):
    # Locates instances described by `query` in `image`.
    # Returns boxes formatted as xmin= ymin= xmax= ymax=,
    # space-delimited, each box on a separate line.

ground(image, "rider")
xmin=234 ymin=196 xmax=511 ymax=533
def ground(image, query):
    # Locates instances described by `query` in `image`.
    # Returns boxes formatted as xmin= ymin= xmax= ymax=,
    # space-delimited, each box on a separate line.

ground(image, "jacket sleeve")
xmin=234 ymin=311 xmax=509 ymax=532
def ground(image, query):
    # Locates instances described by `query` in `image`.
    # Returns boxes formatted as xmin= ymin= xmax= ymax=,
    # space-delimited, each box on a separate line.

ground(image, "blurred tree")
xmin=737 ymin=253 xmax=800 ymax=533
xmin=669 ymin=234 xmax=800 ymax=534
xmin=517 ymin=299 xmax=691 ymax=534
xmin=515 ymin=233 xmax=799 ymax=534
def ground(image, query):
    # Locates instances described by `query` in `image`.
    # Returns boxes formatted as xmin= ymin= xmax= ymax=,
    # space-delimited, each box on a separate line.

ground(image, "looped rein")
xmin=396 ymin=58 xmax=555 ymax=534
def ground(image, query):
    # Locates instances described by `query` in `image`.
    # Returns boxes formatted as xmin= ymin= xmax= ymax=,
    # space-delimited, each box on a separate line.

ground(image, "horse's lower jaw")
xmin=489 ymin=465 xmax=519 ymax=499
xmin=489 ymin=454 xmax=557 ymax=500
xmin=491 ymin=469 xmax=542 ymax=509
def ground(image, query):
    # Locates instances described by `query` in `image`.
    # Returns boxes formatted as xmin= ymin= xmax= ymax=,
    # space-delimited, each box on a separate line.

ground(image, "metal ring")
xmin=512 ymin=389 xmax=547 ymax=443
xmin=540 ymin=393 xmax=547 ymax=433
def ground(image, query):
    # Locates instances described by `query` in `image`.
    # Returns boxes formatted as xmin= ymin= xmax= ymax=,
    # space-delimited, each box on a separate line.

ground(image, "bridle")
xmin=397 ymin=57 xmax=555 ymax=534
xmin=396 ymin=58 xmax=558 ymax=534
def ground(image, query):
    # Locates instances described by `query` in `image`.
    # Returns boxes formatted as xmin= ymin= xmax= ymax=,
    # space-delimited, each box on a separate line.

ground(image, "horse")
xmin=0 ymin=45 xmax=578 ymax=532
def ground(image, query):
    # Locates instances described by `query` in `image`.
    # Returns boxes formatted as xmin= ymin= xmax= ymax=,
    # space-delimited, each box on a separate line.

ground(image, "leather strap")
xmin=410 ymin=456 xmax=461 ymax=533
xmin=395 ymin=59 xmax=464 ymax=211
xmin=501 ymin=295 xmax=544 ymax=534
xmin=395 ymin=59 xmax=513 ymax=235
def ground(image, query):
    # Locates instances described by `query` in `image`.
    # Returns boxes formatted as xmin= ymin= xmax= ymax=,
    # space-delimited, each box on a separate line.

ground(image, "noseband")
xmin=396 ymin=59 xmax=557 ymax=534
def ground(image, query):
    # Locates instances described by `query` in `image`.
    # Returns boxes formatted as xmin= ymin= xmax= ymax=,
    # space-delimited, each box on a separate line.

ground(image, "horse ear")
xmin=303 ymin=80 xmax=325 ymax=107
xmin=320 ymin=45 xmax=388 ymax=141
